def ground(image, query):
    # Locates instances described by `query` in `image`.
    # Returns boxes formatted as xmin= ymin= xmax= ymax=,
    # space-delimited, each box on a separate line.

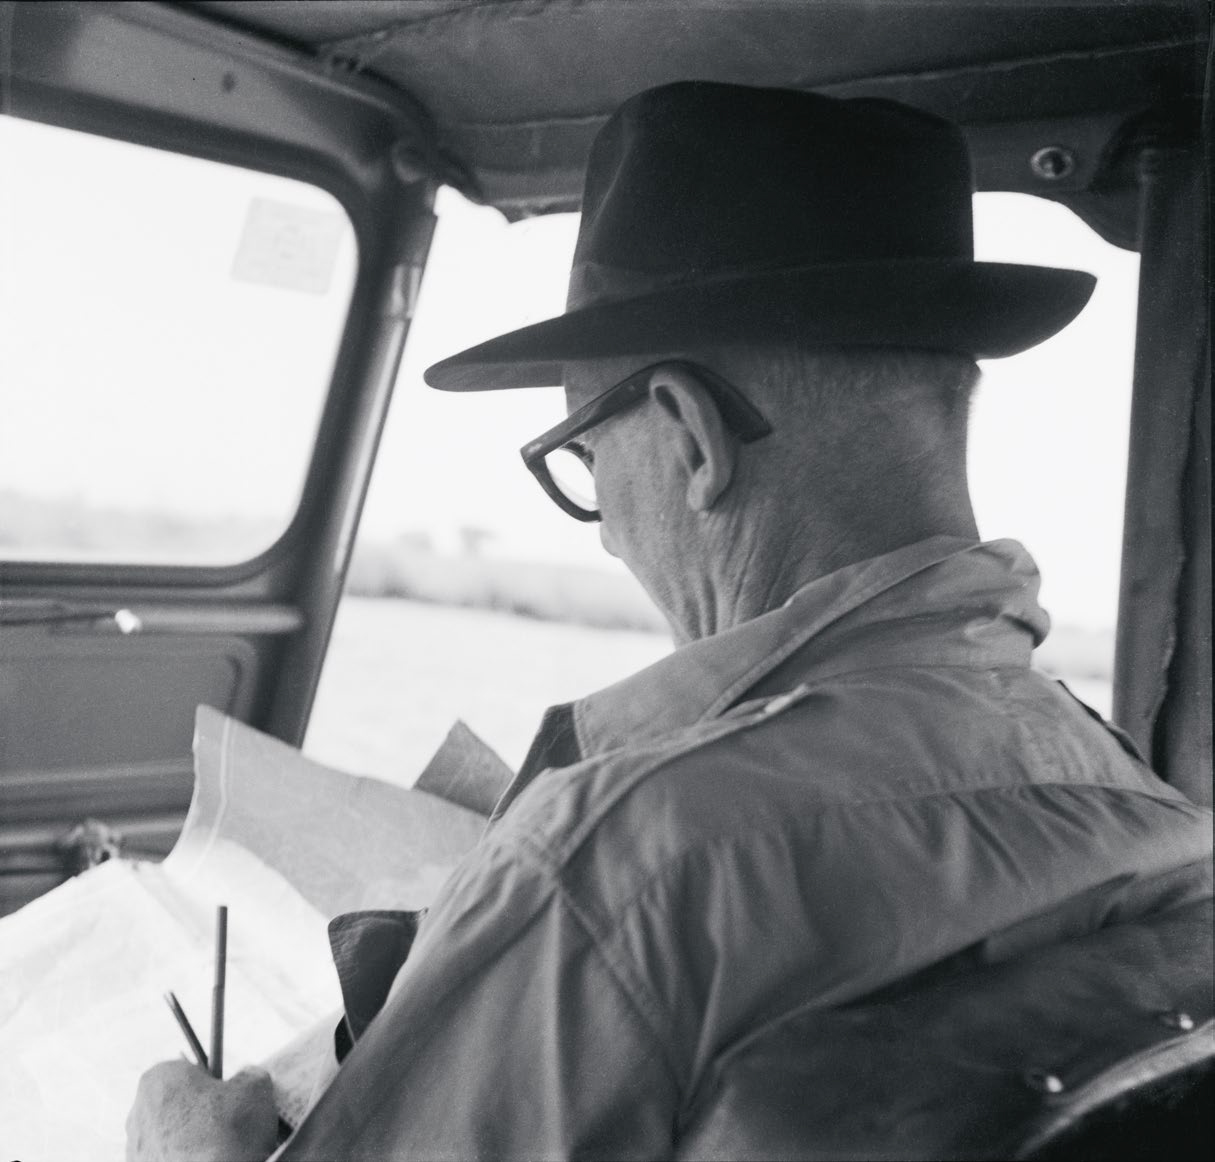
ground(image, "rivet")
xmin=1158 ymin=1010 xmax=1196 ymax=1032
xmin=1029 ymin=146 xmax=1076 ymax=182
xmin=1024 ymin=1068 xmax=1065 ymax=1095
xmin=114 ymin=609 xmax=142 ymax=635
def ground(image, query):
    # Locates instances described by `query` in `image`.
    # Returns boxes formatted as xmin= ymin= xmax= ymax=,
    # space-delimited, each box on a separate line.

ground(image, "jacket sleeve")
xmin=278 ymin=830 xmax=679 ymax=1161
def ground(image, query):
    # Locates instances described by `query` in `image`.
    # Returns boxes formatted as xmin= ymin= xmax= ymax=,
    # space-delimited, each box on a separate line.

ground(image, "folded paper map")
xmin=0 ymin=706 xmax=514 ymax=1161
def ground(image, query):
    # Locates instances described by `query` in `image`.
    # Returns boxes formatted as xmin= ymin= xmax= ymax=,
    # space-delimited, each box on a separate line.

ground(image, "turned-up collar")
xmin=574 ymin=536 xmax=1047 ymax=758
xmin=492 ymin=536 xmax=1049 ymax=822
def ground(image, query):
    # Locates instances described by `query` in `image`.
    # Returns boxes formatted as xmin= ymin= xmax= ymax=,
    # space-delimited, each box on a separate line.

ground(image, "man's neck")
xmin=671 ymin=513 xmax=979 ymax=643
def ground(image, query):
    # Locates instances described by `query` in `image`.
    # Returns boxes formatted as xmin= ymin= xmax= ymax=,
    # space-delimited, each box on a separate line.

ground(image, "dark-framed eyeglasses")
xmin=520 ymin=360 xmax=772 ymax=522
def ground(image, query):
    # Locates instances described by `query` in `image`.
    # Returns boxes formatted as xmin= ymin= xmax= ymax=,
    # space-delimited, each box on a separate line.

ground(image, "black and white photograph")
xmin=0 ymin=2 xmax=1210 ymax=1159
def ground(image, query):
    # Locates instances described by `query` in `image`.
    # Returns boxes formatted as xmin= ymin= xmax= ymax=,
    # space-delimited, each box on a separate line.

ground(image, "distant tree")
xmin=458 ymin=526 xmax=494 ymax=557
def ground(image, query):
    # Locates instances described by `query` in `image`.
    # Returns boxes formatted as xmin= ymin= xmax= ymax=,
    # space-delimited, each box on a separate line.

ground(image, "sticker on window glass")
xmin=231 ymin=198 xmax=345 ymax=294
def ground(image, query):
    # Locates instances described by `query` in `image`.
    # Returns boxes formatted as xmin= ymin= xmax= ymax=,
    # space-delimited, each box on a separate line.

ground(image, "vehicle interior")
xmin=1 ymin=1 xmax=1210 ymax=1157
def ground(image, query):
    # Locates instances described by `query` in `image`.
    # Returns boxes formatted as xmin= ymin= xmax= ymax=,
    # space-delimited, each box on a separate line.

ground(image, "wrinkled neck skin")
xmin=565 ymin=353 xmax=980 ymax=646
xmin=655 ymin=488 xmax=979 ymax=646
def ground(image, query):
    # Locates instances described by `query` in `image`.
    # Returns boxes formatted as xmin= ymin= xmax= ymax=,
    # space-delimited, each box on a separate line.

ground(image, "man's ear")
xmin=648 ymin=366 xmax=737 ymax=512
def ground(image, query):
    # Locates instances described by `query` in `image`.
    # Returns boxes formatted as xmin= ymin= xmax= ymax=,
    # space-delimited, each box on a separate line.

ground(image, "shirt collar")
xmin=572 ymin=536 xmax=1049 ymax=759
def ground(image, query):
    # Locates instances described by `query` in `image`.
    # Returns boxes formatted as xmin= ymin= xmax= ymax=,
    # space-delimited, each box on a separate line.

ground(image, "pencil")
xmin=210 ymin=904 xmax=228 ymax=1079
xmin=164 ymin=991 xmax=209 ymax=1071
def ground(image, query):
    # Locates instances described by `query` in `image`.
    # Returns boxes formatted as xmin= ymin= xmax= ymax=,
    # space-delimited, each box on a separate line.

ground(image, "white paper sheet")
xmin=0 ymin=707 xmax=511 ymax=1161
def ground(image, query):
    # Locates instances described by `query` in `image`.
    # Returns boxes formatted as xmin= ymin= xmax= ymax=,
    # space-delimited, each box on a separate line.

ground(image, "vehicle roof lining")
xmin=180 ymin=2 xmax=1208 ymax=222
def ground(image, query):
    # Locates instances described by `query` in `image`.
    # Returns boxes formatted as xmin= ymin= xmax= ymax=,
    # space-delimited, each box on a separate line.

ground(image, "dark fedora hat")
xmin=425 ymin=82 xmax=1095 ymax=391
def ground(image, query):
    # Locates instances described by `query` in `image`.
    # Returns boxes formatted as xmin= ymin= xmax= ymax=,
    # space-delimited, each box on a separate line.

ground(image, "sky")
xmin=1 ymin=114 xmax=1137 ymax=629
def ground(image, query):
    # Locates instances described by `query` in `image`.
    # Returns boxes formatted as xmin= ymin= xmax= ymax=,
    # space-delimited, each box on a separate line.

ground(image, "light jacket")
xmin=282 ymin=537 xmax=1212 ymax=1160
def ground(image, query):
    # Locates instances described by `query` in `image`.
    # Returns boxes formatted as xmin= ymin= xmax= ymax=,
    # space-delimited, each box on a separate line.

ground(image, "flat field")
xmin=305 ymin=596 xmax=672 ymax=784
xmin=305 ymin=596 xmax=1113 ymax=786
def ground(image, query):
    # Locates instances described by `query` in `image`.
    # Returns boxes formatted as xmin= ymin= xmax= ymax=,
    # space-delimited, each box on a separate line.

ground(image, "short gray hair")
xmin=716 ymin=345 xmax=980 ymax=428
xmin=694 ymin=344 xmax=981 ymax=530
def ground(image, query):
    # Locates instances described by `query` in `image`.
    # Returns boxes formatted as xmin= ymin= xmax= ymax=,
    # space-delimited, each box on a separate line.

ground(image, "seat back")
xmin=1023 ymin=1056 xmax=1212 ymax=1161
xmin=675 ymin=899 xmax=1213 ymax=1161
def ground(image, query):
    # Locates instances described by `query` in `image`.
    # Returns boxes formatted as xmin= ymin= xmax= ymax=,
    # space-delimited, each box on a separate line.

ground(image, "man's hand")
xmin=126 ymin=1060 xmax=278 ymax=1162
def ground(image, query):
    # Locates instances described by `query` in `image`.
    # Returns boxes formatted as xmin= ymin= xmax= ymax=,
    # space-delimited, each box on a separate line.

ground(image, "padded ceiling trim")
xmin=180 ymin=2 xmax=1211 ymax=215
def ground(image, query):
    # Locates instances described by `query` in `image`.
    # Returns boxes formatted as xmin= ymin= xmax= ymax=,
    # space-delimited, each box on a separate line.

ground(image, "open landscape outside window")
xmin=305 ymin=186 xmax=1135 ymax=783
xmin=0 ymin=115 xmax=358 ymax=565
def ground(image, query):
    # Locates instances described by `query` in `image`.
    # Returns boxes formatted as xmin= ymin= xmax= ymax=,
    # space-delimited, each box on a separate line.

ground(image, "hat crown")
xmin=570 ymin=82 xmax=975 ymax=309
xmin=424 ymin=81 xmax=1095 ymax=391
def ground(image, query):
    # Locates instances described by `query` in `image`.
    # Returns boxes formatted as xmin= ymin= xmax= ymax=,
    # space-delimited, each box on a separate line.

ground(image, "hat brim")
xmin=424 ymin=259 xmax=1096 ymax=391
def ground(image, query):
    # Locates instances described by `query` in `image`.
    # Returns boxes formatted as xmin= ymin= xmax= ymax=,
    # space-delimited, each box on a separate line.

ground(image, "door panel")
xmin=0 ymin=617 xmax=279 ymax=914
xmin=1 ymin=635 xmax=257 ymax=769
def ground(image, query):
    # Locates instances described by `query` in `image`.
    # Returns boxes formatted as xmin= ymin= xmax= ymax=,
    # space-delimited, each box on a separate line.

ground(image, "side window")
xmin=0 ymin=116 xmax=358 ymax=565
xmin=970 ymin=194 xmax=1137 ymax=715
